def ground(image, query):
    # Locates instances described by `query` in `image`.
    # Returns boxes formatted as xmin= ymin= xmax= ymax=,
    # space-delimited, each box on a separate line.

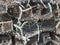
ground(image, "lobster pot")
xmin=41 ymin=18 xmax=56 ymax=32
xmin=22 ymin=20 xmax=38 ymax=32
xmin=0 ymin=21 xmax=13 ymax=32
xmin=8 ymin=3 xmax=20 ymax=18
xmin=40 ymin=12 xmax=53 ymax=20
xmin=0 ymin=33 xmax=12 ymax=45
xmin=56 ymin=21 xmax=60 ymax=34
xmin=0 ymin=3 xmax=7 ymax=14
xmin=21 ymin=6 xmax=41 ymax=21
xmin=0 ymin=14 xmax=13 ymax=33
xmin=40 ymin=7 xmax=53 ymax=20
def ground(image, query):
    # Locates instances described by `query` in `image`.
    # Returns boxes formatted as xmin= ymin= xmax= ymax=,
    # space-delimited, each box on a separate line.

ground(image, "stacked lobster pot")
xmin=0 ymin=0 xmax=13 ymax=45
xmin=54 ymin=0 xmax=60 ymax=35
xmin=6 ymin=0 xmax=60 ymax=45
xmin=7 ymin=0 xmax=42 ymax=45
xmin=0 ymin=0 xmax=7 ymax=14
xmin=37 ymin=0 xmax=60 ymax=45
xmin=0 ymin=14 xmax=13 ymax=45
xmin=53 ymin=0 xmax=60 ymax=21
